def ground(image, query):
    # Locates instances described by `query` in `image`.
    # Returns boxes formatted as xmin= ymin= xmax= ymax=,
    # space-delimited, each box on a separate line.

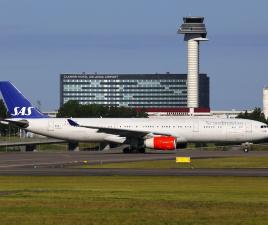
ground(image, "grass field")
xmin=0 ymin=141 xmax=100 ymax=152
xmin=0 ymin=176 xmax=268 ymax=225
xmin=83 ymin=156 xmax=268 ymax=169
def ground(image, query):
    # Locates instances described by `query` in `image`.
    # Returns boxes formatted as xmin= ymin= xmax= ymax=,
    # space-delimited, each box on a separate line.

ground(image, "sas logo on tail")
xmin=11 ymin=107 xmax=35 ymax=116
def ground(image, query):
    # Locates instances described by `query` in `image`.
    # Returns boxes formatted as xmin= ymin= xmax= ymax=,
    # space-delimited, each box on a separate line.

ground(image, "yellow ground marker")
xmin=176 ymin=157 xmax=191 ymax=163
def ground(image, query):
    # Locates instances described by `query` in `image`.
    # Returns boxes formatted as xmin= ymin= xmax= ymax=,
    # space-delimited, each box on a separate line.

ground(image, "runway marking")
xmin=0 ymin=158 xmax=37 ymax=163
xmin=0 ymin=168 xmax=268 ymax=177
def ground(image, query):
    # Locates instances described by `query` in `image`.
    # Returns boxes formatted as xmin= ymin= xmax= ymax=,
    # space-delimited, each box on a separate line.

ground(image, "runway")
xmin=0 ymin=149 xmax=268 ymax=176
xmin=0 ymin=148 xmax=266 ymax=169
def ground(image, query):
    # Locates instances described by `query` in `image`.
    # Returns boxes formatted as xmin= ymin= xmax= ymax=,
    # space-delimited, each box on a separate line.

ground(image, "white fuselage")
xmin=23 ymin=117 xmax=268 ymax=144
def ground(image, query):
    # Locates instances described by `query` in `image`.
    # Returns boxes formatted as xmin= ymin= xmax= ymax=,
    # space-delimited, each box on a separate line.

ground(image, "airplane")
xmin=0 ymin=81 xmax=268 ymax=153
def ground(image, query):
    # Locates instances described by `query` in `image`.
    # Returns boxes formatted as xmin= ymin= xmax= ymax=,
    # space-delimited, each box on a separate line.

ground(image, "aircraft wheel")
xmin=123 ymin=147 xmax=130 ymax=154
xmin=138 ymin=147 xmax=146 ymax=154
xmin=241 ymin=142 xmax=251 ymax=153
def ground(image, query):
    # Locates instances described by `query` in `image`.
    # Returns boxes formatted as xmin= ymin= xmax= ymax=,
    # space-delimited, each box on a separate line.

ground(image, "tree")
xmin=57 ymin=101 xmax=148 ymax=118
xmin=57 ymin=100 xmax=81 ymax=118
xmin=0 ymin=99 xmax=8 ymax=136
xmin=0 ymin=99 xmax=7 ymax=118
xmin=237 ymin=107 xmax=268 ymax=124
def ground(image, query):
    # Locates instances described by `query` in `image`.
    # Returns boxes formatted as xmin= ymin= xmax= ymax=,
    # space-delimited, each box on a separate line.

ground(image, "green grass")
xmin=37 ymin=142 xmax=99 ymax=151
xmin=0 ymin=176 xmax=268 ymax=225
xmin=0 ymin=140 xmax=100 ymax=152
xmin=251 ymin=144 xmax=268 ymax=151
xmin=84 ymin=156 xmax=268 ymax=169
xmin=37 ymin=143 xmax=68 ymax=151
xmin=0 ymin=136 xmax=22 ymax=142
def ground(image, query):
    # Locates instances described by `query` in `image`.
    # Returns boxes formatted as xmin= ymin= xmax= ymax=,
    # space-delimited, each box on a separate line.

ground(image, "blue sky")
xmin=0 ymin=0 xmax=267 ymax=110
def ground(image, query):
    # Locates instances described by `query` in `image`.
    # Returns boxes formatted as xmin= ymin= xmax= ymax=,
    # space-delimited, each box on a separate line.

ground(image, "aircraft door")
xmin=48 ymin=120 xmax=54 ymax=131
xmin=246 ymin=122 xmax=252 ymax=133
xmin=245 ymin=121 xmax=252 ymax=140
xmin=193 ymin=120 xmax=199 ymax=132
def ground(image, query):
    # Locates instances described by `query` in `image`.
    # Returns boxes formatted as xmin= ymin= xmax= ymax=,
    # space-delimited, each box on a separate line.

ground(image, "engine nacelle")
xmin=145 ymin=136 xmax=176 ymax=150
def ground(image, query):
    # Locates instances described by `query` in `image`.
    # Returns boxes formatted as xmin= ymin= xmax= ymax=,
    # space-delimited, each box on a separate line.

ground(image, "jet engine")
xmin=144 ymin=136 xmax=176 ymax=150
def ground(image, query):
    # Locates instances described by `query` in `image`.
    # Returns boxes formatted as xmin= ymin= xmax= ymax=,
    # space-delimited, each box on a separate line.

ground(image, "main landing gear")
xmin=123 ymin=138 xmax=146 ymax=153
xmin=123 ymin=146 xmax=146 ymax=154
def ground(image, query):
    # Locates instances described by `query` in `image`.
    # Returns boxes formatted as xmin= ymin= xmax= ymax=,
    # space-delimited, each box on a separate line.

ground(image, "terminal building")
xmin=60 ymin=73 xmax=210 ymax=113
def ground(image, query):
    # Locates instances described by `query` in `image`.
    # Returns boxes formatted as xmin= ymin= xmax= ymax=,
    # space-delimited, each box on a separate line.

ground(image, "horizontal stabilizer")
xmin=1 ymin=119 xmax=29 ymax=128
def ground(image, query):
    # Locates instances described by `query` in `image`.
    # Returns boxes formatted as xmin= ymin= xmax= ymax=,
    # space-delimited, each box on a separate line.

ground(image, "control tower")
xmin=178 ymin=17 xmax=208 ymax=108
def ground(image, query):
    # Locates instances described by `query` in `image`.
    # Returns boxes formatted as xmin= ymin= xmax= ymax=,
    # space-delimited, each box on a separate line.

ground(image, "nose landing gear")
xmin=241 ymin=142 xmax=252 ymax=153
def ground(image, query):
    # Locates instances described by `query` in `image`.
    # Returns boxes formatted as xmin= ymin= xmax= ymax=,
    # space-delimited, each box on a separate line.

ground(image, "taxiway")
xmin=0 ymin=149 xmax=268 ymax=176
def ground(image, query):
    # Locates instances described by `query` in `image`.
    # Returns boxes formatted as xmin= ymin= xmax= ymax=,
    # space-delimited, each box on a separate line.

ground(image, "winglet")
xmin=67 ymin=119 xmax=79 ymax=127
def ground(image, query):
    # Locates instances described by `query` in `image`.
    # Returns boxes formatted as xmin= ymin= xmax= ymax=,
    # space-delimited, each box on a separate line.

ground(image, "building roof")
xmin=61 ymin=73 xmax=208 ymax=80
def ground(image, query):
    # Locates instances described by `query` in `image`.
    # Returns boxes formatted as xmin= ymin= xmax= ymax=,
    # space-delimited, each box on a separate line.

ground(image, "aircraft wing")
xmin=67 ymin=119 xmax=172 ymax=138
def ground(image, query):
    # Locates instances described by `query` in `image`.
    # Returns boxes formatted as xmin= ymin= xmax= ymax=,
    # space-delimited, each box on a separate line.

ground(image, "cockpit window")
xmin=261 ymin=125 xmax=268 ymax=128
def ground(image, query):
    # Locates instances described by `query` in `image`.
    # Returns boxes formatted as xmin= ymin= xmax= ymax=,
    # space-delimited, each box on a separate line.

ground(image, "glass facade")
xmin=60 ymin=73 xmax=209 ymax=108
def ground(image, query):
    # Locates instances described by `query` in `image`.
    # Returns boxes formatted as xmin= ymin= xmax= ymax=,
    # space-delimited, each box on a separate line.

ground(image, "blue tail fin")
xmin=0 ymin=81 xmax=48 ymax=118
